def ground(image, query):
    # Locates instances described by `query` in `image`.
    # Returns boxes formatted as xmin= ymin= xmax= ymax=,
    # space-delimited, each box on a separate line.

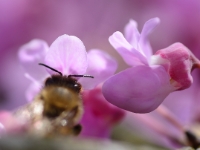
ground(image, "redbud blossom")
xmin=102 ymin=18 xmax=200 ymax=113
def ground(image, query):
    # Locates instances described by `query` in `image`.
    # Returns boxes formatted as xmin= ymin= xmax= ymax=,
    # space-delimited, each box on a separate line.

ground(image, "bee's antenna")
xmin=39 ymin=63 xmax=62 ymax=76
xmin=68 ymin=75 xmax=94 ymax=78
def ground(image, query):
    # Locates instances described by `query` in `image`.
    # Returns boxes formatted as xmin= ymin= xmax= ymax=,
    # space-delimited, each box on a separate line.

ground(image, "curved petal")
xmin=139 ymin=17 xmax=160 ymax=61
xmin=18 ymin=39 xmax=49 ymax=79
xmin=102 ymin=65 xmax=175 ymax=113
xmin=154 ymin=43 xmax=200 ymax=90
xmin=79 ymin=49 xmax=117 ymax=89
xmin=45 ymin=34 xmax=88 ymax=75
xmin=109 ymin=31 xmax=148 ymax=66
xmin=124 ymin=19 xmax=140 ymax=49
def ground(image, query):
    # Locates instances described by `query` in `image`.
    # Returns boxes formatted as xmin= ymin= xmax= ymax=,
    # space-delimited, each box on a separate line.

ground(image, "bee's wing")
xmin=13 ymin=98 xmax=44 ymax=123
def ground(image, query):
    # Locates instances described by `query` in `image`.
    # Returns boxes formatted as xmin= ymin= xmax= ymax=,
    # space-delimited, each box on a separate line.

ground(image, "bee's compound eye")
xmin=74 ymin=84 xmax=79 ymax=87
xmin=45 ymin=78 xmax=54 ymax=86
xmin=74 ymin=83 xmax=81 ymax=91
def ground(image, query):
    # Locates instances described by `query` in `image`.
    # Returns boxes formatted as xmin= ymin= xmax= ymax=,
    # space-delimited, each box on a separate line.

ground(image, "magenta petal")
xmin=45 ymin=34 xmax=88 ymax=75
xmin=80 ymin=87 xmax=125 ymax=138
xmin=109 ymin=31 xmax=148 ymax=66
xmin=18 ymin=39 xmax=49 ymax=79
xmin=139 ymin=18 xmax=160 ymax=61
xmin=102 ymin=65 xmax=174 ymax=113
xmin=79 ymin=49 xmax=117 ymax=89
xmin=124 ymin=20 xmax=140 ymax=49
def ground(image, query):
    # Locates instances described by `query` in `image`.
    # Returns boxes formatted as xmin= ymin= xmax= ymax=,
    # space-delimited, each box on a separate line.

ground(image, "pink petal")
xmin=139 ymin=17 xmax=160 ymax=61
xmin=80 ymin=87 xmax=125 ymax=138
xmin=18 ymin=39 xmax=49 ymax=79
xmin=102 ymin=65 xmax=175 ymax=113
xmin=109 ymin=31 xmax=148 ymax=66
xmin=45 ymin=34 xmax=88 ymax=75
xmin=79 ymin=49 xmax=117 ymax=89
xmin=154 ymin=43 xmax=200 ymax=90
xmin=124 ymin=20 xmax=140 ymax=49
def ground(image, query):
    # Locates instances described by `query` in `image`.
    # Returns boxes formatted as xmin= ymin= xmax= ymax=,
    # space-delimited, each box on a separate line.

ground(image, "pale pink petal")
xmin=79 ymin=49 xmax=117 ymax=89
xmin=102 ymin=65 xmax=175 ymax=113
xmin=45 ymin=34 xmax=88 ymax=75
xmin=109 ymin=31 xmax=148 ymax=66
xmin=124 ymin=19 xmax=140 ymax=49
xmin=0 ymin=122 xmax=5 ymax=137
xmin=25 ymin=80 xmax=43 ymax=102
xmin=138 ymin=18 xmax=160 ymax=61
xmin=18 ymin=39 xmax=49 ymax=79
xmin=0 ymin=111 xmax=26 ymax=133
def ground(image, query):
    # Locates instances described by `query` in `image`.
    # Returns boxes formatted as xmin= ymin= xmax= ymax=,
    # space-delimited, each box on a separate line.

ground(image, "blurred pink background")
xmin=0 ymin=0 xmax=200 ymax=114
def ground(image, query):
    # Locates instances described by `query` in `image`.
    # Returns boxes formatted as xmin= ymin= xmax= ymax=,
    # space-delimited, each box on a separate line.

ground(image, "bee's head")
xmin=45 ymin=75 xmax=82 ymax=93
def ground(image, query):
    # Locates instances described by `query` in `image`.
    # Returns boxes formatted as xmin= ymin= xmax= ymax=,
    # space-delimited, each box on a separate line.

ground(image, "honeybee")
xmin=14 ymin=63 xmax=93 ymax=137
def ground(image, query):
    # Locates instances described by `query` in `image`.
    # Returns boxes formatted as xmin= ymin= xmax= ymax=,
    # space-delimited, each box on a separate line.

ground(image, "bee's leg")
xmin=73 ymin=124 xmax=82 ymax=135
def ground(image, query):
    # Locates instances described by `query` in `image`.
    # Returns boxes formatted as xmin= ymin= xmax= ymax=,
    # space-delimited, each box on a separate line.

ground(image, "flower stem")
xmin=156 ymin=105 xmax=184 ymax=132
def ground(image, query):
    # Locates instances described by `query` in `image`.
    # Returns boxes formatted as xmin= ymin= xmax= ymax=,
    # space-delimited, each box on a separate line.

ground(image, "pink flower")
xmin=18 ymin=34 xmax=117 ymax=100
xmin=15 ymin=34 xmax=122 ymax=138
xmin=102 ymin=18 xmax=200 ymax=113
